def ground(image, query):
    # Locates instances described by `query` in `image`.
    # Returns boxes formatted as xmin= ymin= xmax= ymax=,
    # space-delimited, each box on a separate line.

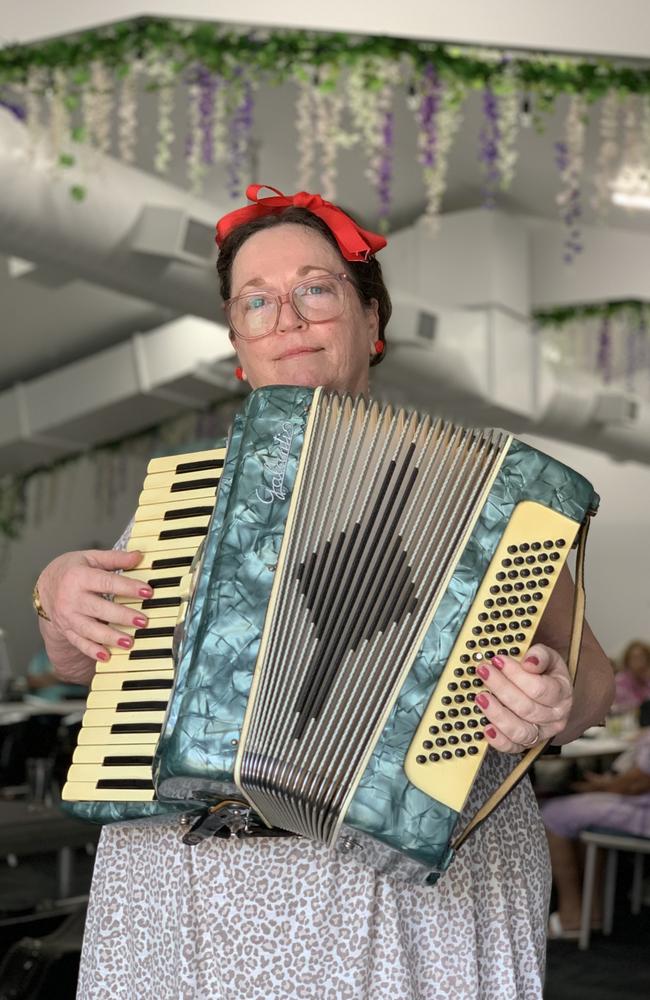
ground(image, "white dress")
xmin=76 ymin=748 xmax=551 ymax=1000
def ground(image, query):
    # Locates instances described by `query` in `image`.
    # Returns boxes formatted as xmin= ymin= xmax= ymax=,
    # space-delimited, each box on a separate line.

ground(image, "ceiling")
xmin=1 ymin=4 xmax=650 ymax=395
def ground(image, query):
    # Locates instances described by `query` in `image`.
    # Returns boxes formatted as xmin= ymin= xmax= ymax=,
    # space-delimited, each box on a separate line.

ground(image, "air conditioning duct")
xmin=0 ymin=109 xmax=226 ymax=320
xmin=0 ymin=316 xmax=238 ymax=475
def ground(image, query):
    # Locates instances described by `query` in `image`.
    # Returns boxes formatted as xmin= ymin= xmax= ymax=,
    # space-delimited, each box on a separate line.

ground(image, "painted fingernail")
xmin=524 ymin=655 xmax=540 ymax=666
xmin=477 ymin=665 xmax=490 ymax=680
xmin=96 ymin=650 xmax=110 ymax=662
xmin=486 ymin=726 xmax=498 ymax=739
xmin=491 ymin=656 xmax=504 ymax=669
xmin=476 ymin=693 xmax=490 ymax=709
xmin=133 ymin=615 xmax=148 ymax=628
xmin=138 ymin=587 xmax=153 ymax=598
xmin=117 ymin=637 xmax=133 ymax=649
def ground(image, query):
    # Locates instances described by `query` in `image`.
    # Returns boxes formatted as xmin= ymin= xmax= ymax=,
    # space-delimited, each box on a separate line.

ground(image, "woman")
xmin=542 ymin=730 xmax=650 ymax=939
xmin=35 ymin=186 xmax=614 ymax=999
xmin=613 ymin=640 xmax=650 ymax=712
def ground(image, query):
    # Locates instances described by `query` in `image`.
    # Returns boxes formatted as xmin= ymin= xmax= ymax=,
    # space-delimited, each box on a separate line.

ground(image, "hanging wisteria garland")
xmin=535 ymin=300 xmax=650 ymax=398
xmin=3 ymin=19 xmax=650 ymax=233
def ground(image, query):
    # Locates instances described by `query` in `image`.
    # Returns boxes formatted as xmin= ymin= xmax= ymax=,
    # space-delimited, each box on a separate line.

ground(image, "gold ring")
xmin=520 ymin=724 xmax=541 ymax=748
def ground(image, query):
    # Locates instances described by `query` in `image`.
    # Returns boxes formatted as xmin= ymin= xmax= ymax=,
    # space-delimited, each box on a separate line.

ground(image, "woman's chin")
xmin=273 ymin=357 xmax=330 ymax=389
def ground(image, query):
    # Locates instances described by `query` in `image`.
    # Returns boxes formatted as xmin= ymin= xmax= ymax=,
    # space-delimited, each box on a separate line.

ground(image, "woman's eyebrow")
xmin=237 ymin=265 xmax=333 ymax=293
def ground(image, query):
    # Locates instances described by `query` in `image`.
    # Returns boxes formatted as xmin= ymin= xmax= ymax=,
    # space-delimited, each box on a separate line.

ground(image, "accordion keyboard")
xmin=62 ymin=447 xmax=225 ymax=802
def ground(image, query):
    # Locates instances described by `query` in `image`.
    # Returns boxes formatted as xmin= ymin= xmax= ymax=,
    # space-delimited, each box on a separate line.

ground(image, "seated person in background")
xmin=541 ymin=729 xmax=650 ymax=938
xmin=26 ymin=647 xmax=87 ymax=702
xmin=613 ymin=640 xmax=650 ymax=712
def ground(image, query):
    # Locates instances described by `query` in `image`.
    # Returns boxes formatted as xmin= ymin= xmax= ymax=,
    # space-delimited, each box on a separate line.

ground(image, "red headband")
xmin=215 ymin=184 xmax=387 ymax=262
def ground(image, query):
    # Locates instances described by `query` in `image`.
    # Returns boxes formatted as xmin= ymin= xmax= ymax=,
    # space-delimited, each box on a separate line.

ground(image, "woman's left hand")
xmin=473 ymin=643 xmax=573 ymax=753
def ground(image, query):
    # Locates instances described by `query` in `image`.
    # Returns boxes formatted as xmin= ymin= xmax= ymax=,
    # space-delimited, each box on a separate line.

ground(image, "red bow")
xmin=215 ymin=184 xmax=387 ymax=261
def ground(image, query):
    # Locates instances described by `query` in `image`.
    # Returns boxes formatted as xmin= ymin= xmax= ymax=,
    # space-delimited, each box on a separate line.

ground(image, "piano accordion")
xmin=63 ymin=386 xmax=598 ymax=883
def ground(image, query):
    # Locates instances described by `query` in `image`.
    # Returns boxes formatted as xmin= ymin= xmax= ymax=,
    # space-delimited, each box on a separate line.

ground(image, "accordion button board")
xmin=404 ymin=499 xmax=579 ymax=812
xmin=61 ymin=447 xmax=225 ymax=803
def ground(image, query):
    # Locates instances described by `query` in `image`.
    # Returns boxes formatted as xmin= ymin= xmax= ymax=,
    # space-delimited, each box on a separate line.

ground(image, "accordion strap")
xmin=450 ymin=513 xmax=591 ymax=854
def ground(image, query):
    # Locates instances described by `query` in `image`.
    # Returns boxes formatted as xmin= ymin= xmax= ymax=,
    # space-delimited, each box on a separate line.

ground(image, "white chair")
xmin=579 ymin=827 xmax=650 ymax=949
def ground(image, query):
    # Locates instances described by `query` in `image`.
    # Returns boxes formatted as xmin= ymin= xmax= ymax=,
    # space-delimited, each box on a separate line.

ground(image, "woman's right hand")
xmin=37 ymin=548 xmax=152 ymax=665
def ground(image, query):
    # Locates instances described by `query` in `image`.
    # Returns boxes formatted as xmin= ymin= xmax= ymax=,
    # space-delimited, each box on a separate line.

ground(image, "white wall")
xmin=4 ymin=0 xmax=650 ymax=58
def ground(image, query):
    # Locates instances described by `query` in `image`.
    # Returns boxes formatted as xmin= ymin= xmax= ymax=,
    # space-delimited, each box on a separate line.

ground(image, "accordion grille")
xmin=237 ymin=393 xmax=509 ymax=843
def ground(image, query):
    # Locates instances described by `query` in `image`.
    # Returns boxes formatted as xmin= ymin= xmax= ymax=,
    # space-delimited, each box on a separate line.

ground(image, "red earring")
xmin=235 ymin=366 xmax=245 ymax=381
xmin=374 ymin=340 xmax=384 ymax=355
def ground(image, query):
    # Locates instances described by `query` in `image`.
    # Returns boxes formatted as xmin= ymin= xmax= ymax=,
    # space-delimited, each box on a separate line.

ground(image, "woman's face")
xmin=228 ymin=225 xmax=379 ymax=397
xmin=625 ymin=644 xmax=650 ymax=680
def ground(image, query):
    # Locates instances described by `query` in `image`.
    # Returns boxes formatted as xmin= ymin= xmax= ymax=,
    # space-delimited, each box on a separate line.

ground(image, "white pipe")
xmin=0 ymin=109 xmax=225 ymax=320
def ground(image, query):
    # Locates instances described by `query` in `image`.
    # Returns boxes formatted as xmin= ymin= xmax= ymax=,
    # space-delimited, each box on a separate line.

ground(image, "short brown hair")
xmin=216 ymin=208 xmax=392 ymax=366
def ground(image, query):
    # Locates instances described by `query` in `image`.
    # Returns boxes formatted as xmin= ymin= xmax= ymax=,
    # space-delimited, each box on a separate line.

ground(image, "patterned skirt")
xmin=77 ymin=751 xmax=550 ymax=1000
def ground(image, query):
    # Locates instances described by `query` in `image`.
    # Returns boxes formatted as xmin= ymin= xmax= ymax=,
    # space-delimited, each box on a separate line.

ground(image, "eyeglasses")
xmin=225 ymin=272 xmax=350 ymax=341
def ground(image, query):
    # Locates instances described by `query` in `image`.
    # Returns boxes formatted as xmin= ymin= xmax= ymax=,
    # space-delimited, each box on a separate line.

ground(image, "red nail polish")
xmin=525 ymin=655 xmax=540 ymax=666
xmin=491 ymin=656 xmax=504 ymax=669
xmin=138 ymin=587 xmax=153 ymax=599
xmin=117 ymin=637 xmax=133 ymax=649
xmin=133 ymin=615 xmax=148 ymax=628
xmin=96 ymin=650 xmax=109 ymax=662
xmin=476 ymin=693 xmax=490 ymax=709
xmin=486 ymin=726 xmax=497 ymax=739
xmin=477 ymin=665 xmax=490 ymax=680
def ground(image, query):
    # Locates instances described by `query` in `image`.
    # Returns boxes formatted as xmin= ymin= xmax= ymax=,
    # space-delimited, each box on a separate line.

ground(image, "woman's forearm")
xmin=605 ymin=768 xmax=650 ymax=795
xmin=558 ymin=634 xmax=615 ymax=743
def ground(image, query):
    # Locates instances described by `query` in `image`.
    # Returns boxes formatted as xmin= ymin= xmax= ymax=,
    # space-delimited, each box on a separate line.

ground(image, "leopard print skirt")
xmin=77 ymin=750 xmax=550 ymax=1000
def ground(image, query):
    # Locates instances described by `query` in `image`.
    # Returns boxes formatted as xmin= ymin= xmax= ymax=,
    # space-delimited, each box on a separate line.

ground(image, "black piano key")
xmin=103 ymin=756 xmax=154 ymax=766
xmin=128 ymin=648 xmax=173 ymax=660
xmin=148 ymin=576 xmax=182 ymax=590
xmin=115 ymin=700 xmax=169 ymax=713
xmin=121 ymin=678 xmax=174 ymax=691
xmin=134 ymin=626 xmax=175 ymax=639
xmin=97 ymin=779 xmax=155 ymax=789
xmin=170 ymin=478 xmax=220 ymax=493
xmin=141 ymin=596 xmax=181 ymax=610
xmin=159 ymin=526 xmax=209 ymax=541
xmin=175 ymin=459 xmax=223 ymax=474
xmin=133 ymin=619 xmax=174 ymax=639
xmin=151 ymin=556 xmax=194 ymax=569
xmin=163 ymin=505 xmax=213 ymax=520
xmin=110 ymin=723 xmax=162 ymax=734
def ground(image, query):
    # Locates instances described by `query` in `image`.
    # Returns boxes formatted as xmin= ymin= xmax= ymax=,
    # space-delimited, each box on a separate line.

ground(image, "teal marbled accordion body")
xmin=65 ymin=386 xmax=598 ymax=882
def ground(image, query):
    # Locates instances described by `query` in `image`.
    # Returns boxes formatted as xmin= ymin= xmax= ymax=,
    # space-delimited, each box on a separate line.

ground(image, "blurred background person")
xmin=541 ymin=728 xmax=650 ymax=938
xmin=613 ymin=641 xmax=650 ymax=712
xmin=26 ymin=646 xmax=87 ymax=703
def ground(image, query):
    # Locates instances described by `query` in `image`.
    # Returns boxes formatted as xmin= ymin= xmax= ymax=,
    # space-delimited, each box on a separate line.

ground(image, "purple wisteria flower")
xmin=0 ymin=98 xmax=26 ymax=121
xmin=378 ymin=110 xmax=394 ymax=223
xmin=479 ymin=86 xmax=500 ymax=208
xmin=418 ymin=63 xmax=441 ymax=168
xmin=555 ymin=141 xmax=583 ymax=264
xmin=596 ymin=315 xmax=612 ymax=384
xmin=228 ymin=80 xmax=254 ymax=199
xmin=197 ymin=65 xmax=218 ymax=166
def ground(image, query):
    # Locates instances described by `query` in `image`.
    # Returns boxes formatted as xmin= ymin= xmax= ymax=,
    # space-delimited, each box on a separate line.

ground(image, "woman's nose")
xmin=276 ymin=296 xmax=305 ymax=333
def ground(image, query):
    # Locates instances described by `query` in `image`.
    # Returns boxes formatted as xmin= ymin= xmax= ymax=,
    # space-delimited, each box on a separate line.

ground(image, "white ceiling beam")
xmin=2 ymin=1 xmax=650 ymax=59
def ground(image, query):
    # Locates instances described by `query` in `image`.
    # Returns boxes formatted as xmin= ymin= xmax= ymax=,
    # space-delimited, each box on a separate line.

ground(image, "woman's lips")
xmin=276 ymin=347 xmax=322 ymax=360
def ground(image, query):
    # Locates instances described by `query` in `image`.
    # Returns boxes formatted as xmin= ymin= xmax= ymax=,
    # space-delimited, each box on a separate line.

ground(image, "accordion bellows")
xmin=64 ymin=386 xmax=598 ymax=882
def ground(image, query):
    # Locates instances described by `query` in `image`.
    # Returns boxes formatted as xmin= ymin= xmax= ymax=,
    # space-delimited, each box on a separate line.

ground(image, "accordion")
xmin=63 ymin=386 xmax=598 ymax=884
